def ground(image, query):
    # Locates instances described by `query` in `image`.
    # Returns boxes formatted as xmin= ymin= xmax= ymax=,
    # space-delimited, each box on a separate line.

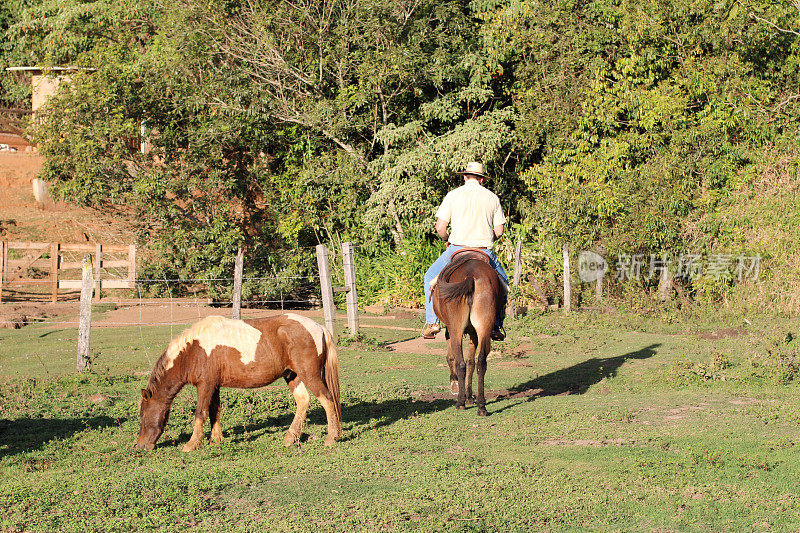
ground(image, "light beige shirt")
xmin=435 ymin=179 xmax=506 ymax=248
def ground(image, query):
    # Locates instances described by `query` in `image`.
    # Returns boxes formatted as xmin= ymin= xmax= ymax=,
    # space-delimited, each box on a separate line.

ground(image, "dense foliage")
xmin=1 ymin=0 xmax=798 ymax=308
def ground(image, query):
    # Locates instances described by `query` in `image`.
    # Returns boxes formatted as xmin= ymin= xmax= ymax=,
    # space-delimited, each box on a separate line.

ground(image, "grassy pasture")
xmin=1 ymin=310 xmax=800 ymax=531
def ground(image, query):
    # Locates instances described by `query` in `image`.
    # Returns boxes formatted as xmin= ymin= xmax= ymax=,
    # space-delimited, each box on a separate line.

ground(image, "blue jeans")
xmin=424 ymin=245 xmax=509 ymax=325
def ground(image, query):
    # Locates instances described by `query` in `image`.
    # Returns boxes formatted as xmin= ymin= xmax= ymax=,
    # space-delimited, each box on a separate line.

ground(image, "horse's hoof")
xmin=181 ymin=440 xmax=202 ymax=452
xmin=477 ymin=408 xmax=489 ymax=417
xmin=284 ymin=433 xmax=299 ymax=447
xmin=324 ymin=435 xmax=337 ymax=447
xmin=456 ymin=404 xmax=466 ymax=410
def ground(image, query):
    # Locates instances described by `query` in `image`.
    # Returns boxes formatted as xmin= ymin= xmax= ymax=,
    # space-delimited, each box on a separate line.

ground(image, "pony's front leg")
xmin=183 ymin=382 xmax=215 ymax=452
xmin=284 ymin=378 xmax=310 ymax=446
xmin=209 ymin=387 xmax=223 ymax=444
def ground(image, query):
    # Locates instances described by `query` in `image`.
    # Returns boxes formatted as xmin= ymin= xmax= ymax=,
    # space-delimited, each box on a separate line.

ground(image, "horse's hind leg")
xmin=209 ymin=387 xmax=223 ymax=444
xmin=285 ymin=377 xmax=310 ymax=447
xmin=465 ymin=331 xmax=478 ymax=405
xmin=447 ymin=326 xmax=468 ymax=409
xmin=183 ymin=381 xmax=216 ymax=452
xmin=476 ymin=333 xmax=491 ymax=417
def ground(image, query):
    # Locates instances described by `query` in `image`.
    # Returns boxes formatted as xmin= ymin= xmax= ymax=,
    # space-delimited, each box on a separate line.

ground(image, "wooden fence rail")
xmin=0 ymin=241 xmax=136 ymax=302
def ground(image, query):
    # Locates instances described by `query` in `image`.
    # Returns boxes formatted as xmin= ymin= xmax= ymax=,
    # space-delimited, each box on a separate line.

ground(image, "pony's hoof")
xmin=324 ymin=435 xmax=337 ymax=447
xmin=450 ymin=381 xmax=459 ymax=395
xmin=284 ymin=432 xmax=300 ymax=447
xmin=456 ymin=404 xmax=466 ymax=410
xmin=477 ymin=408 xmax=489 ymax=417
xmin=209 ymin=435 xmax=223 ymax=445
xmin=181 ymin=440 xmax=202 ymax=452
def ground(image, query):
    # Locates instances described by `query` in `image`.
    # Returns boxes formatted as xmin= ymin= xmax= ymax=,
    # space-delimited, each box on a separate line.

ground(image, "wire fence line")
xmin=1 ymin=271 xmax=323 ymax=329
xmin=3 ymin=243 xmax=366 ymax=374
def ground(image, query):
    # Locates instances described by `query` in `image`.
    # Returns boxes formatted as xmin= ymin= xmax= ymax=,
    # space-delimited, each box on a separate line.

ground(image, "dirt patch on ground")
xmin=0 ymin=152 xmax=42 ymax=208
xmin=80 ymin=302 xmax=326 ymax=327
xmin=386 ymin=336 xmax=444 ymax=355
xmin=494 ymin=360 xmax=536 ymax=369
xmin=413 ymin=386 xmax=548 ymax=403
xmin=0 ymin=151 xmax=138 ymax=255
xmin=537 ymin=438 xmax=632 ymax=447
xmin=0 ymin=134 xmax=32 ymax=151
xmin=0 ymin=301 xmax=80 ymax=328
xmin=0 ymin=300 xmax=329 ymax=328
xmin=698 ymin=328 xmax=745 ymax=340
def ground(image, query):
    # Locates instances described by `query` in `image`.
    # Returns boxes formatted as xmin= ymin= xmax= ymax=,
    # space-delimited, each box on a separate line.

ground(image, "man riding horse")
xmin=422 ymin=162 xmax=509 ymax=341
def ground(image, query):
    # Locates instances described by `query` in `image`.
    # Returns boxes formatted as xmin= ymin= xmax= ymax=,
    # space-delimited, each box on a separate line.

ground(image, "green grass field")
xmin=1 ymin=309 xmax=800 ymax=531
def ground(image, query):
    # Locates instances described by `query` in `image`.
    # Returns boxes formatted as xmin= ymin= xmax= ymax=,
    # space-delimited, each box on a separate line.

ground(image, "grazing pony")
xmin=134 ymin=314 xmax=342 ymax=451
xmin=431 ymin=250 xmax=505 ymax=416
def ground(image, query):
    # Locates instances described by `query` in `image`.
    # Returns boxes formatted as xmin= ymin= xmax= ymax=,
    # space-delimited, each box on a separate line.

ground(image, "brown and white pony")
xmin=134 ymin=314 xmax=342 ymax=451
xmin=432 ymin=250 xmax=505 ymax=416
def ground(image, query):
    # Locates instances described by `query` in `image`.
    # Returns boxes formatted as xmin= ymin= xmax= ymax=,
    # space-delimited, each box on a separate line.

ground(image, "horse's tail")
xmin=322 ymin=326 xmax=342 ymax=438
xmin=437 ymin=276 xmax=476 ymax=305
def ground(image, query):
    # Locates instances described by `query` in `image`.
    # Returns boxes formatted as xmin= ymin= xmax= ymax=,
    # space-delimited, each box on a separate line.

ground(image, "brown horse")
xmin=134 ymin=313 xmax=342 ymax=451
xmin=431 ymin=251 xmax=505 ymax=416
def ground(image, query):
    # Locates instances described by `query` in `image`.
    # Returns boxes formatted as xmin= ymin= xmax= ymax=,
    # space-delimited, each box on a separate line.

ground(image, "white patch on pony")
xmin=283 ymin=313 xmax=324 ymax=355
xmin=164 ymin=315 xmax=262 ymax=370
xmin=429 ymin=275 xmax=439 ymax=289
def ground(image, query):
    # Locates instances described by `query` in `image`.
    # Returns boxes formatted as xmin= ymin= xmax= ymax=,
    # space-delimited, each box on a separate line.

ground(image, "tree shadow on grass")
xmin=489 ymin=343 xmax=661 ymax=414
xmin=0 ymin=416 xmax=121 ymax=456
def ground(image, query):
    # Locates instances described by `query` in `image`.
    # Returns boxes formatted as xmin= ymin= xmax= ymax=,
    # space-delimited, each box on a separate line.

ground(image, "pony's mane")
xmin=144 ymin=349 xmax=171 ymax=395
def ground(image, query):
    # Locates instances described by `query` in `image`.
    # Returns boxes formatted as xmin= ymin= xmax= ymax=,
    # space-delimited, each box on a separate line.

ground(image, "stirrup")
xmin=421 ymin=323 xmax=441 ymax=339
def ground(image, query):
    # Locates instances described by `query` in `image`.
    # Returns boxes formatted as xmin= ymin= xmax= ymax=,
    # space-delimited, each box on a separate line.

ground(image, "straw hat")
xmin=460 ymin=161 xmax=488 ymax=179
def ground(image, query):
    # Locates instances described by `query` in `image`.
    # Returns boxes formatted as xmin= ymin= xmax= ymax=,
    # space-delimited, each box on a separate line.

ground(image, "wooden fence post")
xmin=50 ymin=242 xmax=59 ymax=303
xmin=94 ymin=243 xmax=102 ymax=302
xmin=509 ymin=237 xmax=523 ymax=318
xmin=315 ymin=244 xmax=336 ymax=336
xmin=563 ymin=243 xmax=571 ymax=313
xmin=595 ymin=274 xmax=603 ymax=303
xmin=77 ymin=255 xmax=93 ymax=373
xmin=342 ymin=242 xmax=359 ymax=335
xmin=128 ymin=244 xmax=136 ymax=288
xmin=0 ymin=241 xmax=5 ymax=303
xmin=232 ymin=247 xmax=243 ymax=320
xmin=595 ymin=245 xmax=606 ymax=303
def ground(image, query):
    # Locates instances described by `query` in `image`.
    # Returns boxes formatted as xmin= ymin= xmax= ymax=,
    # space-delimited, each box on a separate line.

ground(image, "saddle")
xmin=450 ymin=247 xmax=492 ymax=265
xmin=429 ymin=247 xmax=509 ymax=294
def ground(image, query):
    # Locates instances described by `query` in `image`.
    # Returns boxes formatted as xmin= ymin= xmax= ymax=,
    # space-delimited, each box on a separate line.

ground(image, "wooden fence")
xmin=0 ymin=242 xmax=136 ymax=302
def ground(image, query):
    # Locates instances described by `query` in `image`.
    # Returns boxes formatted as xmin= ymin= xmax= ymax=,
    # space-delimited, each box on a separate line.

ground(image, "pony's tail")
xmin=437 ymin=277 xmax=475 ymax=304
xmin=322 ymin=327 xmax=343 ymax=438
